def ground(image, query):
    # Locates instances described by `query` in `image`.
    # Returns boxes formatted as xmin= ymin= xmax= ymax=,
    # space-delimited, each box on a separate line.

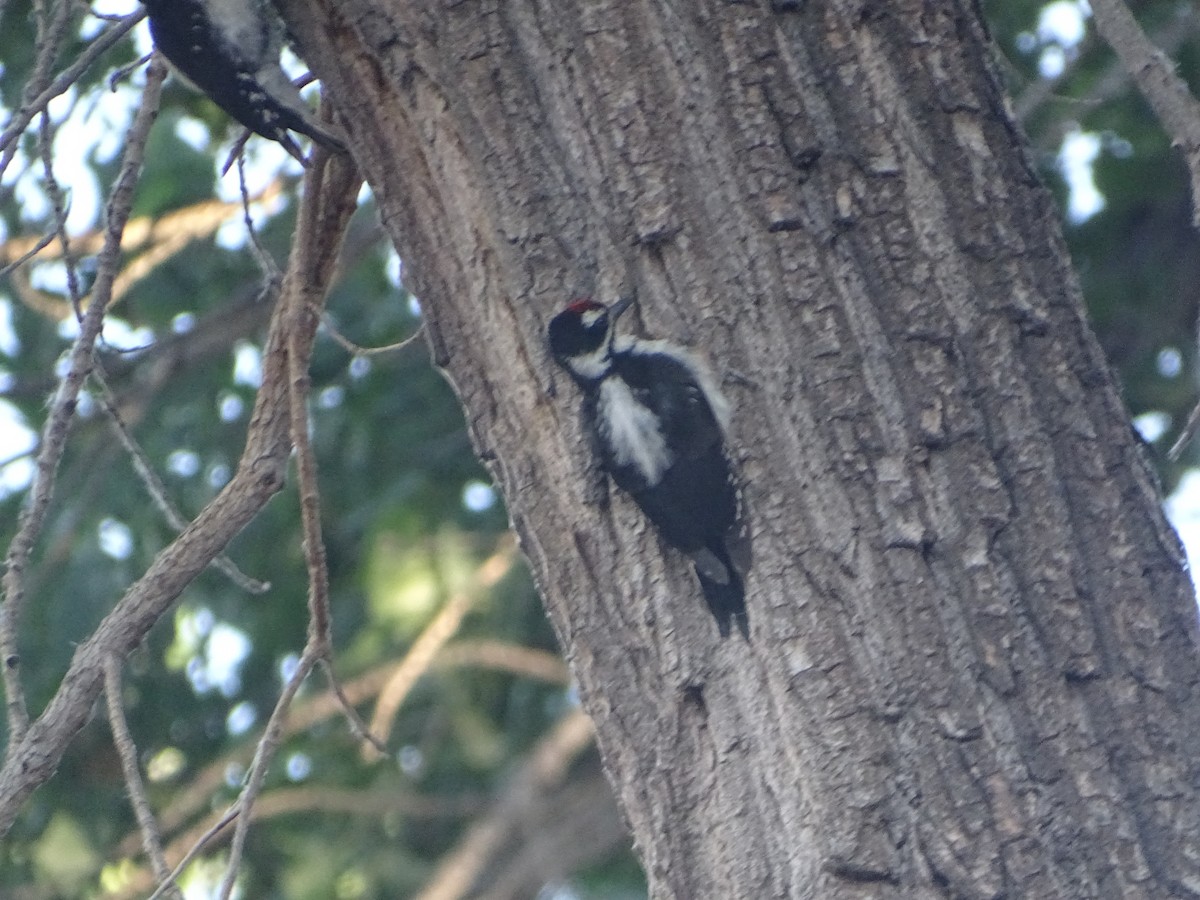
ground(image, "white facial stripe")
xmin=565 ymin=349 xmax=611 ymax=381
xmin=581 ymin=309 xmax=604 ymax=328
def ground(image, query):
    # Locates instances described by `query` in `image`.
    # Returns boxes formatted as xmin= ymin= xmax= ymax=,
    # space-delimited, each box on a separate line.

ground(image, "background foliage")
xmin=0 ymin=1 xmax=1196 ymax=897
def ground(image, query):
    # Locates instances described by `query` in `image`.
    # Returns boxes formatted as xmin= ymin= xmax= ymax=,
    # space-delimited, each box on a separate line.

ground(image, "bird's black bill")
xmin=610 ymin=295 xmax=635 ymax=320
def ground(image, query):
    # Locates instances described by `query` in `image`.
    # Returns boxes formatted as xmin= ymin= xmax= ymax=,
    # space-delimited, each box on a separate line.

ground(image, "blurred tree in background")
xmin=0 ymin=0 xmax=1197 ymax=897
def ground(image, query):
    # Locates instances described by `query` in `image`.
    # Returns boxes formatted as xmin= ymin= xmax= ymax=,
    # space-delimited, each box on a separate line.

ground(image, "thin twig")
xmin=1090 ymin=0 xmax=1200 ymax=227
xmin=318 ymin=657 xmax=388 ymax=754
xmin=110 ymin=50 xmax=155 ymax=91
xmin=0 ymin=12 xmax=144 ymax=174
xmin=91 ymin=366 xmax=270 ymax=594
xmin=319 ymin=308 xmax=425 ymax=356
xmin=216 ymin=142 xmax=364 ymax=898
xmin=1169 ymin=402 xmax=1200 ymax=461
xmin=217 ymin=645 xmax=318 ymax=899
xmin=103 ymin=656 xmax=183 ymax=900
xmin=285 ymin=250 xmax=332 ymax=656
xmin=0 ymin=223 xmax=59 ymax=278
xmin=276 ymin=151 xmax=342 ymax=767
xmin=144 ymin=807 xmax=240 ymax=900
xmin=283 ymin=144 xmax=389 ymax=751
xmin=0 ymin=0 xmax=75 ymax=179
xmin=221 ymin=132 xmax=254 ymax=177
xmin=35 ymin=107 xmax=84 ymax=317
xmin=237 ymin=153 xmax=282 ymax=281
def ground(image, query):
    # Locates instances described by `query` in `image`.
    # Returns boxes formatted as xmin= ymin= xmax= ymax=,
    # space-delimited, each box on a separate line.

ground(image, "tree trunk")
xmin=285 ymin=0 xmax=1200 ymax=896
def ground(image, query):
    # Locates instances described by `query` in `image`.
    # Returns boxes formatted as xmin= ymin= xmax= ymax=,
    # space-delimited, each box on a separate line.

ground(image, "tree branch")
xmin=104 ymin=656 xmax=183 ymax=900
xmin=1 ymin=55 xmax=166 ymax=752
xmin=214 ymin=145 xmax=363 ymax=897
xmin=1090 ymin=0 xmax=1200 ymax=226
xmin=0 ymin=108 xmax=363 ymax=843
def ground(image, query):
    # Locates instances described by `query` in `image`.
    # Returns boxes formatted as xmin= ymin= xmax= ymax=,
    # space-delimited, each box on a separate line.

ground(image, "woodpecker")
xmin=548 ymin=297 xmax=748 ymax=638
xmin=141 ymin=0 xmax=345 ymax=164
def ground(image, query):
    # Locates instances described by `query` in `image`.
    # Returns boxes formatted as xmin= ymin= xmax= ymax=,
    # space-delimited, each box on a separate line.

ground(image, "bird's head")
xmin=547 ymin=296 xmax=633 ymax=381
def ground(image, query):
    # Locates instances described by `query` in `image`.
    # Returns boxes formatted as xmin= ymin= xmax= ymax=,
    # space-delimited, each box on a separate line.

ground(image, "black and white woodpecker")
xmin=141 ymin=0 xmax=345 ymax=164
xmin=548 ymin=297 xmax=749 ymax=638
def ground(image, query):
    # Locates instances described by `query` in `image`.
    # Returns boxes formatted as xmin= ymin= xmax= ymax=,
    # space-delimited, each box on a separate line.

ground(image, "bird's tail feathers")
xmin=690 ymin=544 xmax=748 ymax=639
xmin=255 ymin=65 xmax=347 ymax=153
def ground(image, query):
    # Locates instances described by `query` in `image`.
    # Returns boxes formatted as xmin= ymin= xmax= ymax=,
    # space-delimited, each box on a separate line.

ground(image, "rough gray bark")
xmin=286 ymin=0 xmax=1200 ymax=896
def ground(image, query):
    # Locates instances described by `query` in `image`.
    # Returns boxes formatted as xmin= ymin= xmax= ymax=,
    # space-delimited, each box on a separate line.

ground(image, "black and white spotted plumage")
xmin=142 ymin=0 xmax=344 ymax=164
xmin=548 ymin=297 xmax=748 ymax=638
